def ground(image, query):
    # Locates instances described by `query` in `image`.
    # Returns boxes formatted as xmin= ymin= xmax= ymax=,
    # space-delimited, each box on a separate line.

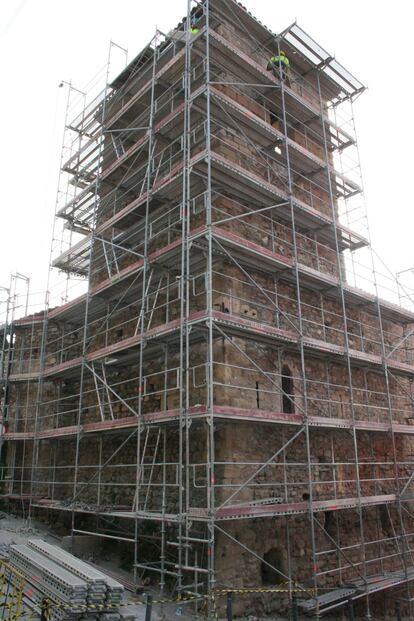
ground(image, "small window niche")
xmin=281 ymin=364 xmax=294 ymax=414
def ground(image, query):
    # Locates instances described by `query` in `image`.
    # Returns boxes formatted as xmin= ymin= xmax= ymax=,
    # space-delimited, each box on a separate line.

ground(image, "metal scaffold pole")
xmin=315 ymin=70 xmax=372 ymax=619
xmin=133 ymin=28 xmax=159 ymax=590
xmin=204 ymin=0 xmax=217 ymax=612
xmin=275 ymin=37 xmax=320 ymax=614
xmin=70 ymin=44 xmax=113 ymax=543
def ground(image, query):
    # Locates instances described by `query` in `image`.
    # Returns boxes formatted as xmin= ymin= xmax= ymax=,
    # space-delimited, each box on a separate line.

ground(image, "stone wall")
xmin=7 ymin=292 xmax=414 ymax=430
xmin=213 ymin=421 xmax=414 ymax=616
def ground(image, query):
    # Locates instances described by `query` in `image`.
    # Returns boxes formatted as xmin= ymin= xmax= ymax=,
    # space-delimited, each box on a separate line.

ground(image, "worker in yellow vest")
xmin=267 ymin=50 xmax=290 ymax=82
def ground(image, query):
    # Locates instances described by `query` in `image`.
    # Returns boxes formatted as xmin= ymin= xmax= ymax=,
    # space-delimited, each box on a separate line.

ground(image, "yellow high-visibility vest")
xmin=190 ymin=27 xmax=199 ymax=35
xmin=270 ymin=55 xmax=290 ymax=68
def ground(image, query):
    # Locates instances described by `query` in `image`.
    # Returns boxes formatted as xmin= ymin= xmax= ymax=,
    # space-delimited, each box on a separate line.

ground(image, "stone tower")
xmin=2 ymin=1 xmax=414 ymax=618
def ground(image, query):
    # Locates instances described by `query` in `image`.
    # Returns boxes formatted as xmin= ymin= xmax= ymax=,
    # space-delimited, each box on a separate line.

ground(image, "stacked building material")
xmin=9 ymin=541 xmax=124 ymax=621
xmin=0 ymin=543 xmax=10 ymax=559
xmin=10 ymin=544 xmax=87 ymax=621
xmin=27 ymin=540 xmax=124 ymax=607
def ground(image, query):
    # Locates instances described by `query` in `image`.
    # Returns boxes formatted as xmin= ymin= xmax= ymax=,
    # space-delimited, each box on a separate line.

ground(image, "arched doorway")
xmin=281 ymin=364 xmax=294 ymax=414
xmin=261 ymin=548 xmax=284 ymax=585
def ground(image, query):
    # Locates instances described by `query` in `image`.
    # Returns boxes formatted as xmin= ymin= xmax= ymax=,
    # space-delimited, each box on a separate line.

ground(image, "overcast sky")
xmin=1 ymin=0 xmax=413 ymax=309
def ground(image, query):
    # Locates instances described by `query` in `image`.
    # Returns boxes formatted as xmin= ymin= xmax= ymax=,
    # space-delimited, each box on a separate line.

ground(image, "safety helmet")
xmin=280 ymin=50 xmax=286 ymax=55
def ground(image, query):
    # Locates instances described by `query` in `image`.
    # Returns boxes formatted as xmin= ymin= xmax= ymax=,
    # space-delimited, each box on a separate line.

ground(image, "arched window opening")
xmin=261 ymin=548 xmax=284 ymax=585
xmin=379 ymin=505 xmax=393 ymax=538
xmin=281 ymin=365 xmax=294 ymax=414
xmin=324 ymin=511 xmax=336 ymax=539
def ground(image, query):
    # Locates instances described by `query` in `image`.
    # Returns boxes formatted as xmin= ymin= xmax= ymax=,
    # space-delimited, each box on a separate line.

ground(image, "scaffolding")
xmin=2 ymin=1 xmax=414 ymax=618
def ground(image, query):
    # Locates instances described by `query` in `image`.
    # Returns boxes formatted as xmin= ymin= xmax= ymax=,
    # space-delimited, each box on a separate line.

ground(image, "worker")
xmin=40 ymin=597 xmax=51 ymax=621
xmin=267 ymin=50 xmax=290 ymax=82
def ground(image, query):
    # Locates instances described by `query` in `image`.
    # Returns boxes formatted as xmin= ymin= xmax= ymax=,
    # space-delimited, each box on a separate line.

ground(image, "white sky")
xmin=1 ymin=0 xmax=413 ymax=307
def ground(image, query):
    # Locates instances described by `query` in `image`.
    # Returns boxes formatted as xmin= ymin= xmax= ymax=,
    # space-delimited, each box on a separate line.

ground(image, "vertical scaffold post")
xmin=134 ymin=28 xmax=159 ymax=591
xmin=291 ymin=593 xmax=298 ymax=621
xmin=204 ymin=0 xmax=217 ymax=615
xmin=347 ymin=596 xmax=355 ymax=621
xmin=276 ymin=33 xmax=319 ymax=614
xmin=226 ymin=591 xmax=233 ymax=621
xmin=145 ymin=594 xmax=153 ymax=621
